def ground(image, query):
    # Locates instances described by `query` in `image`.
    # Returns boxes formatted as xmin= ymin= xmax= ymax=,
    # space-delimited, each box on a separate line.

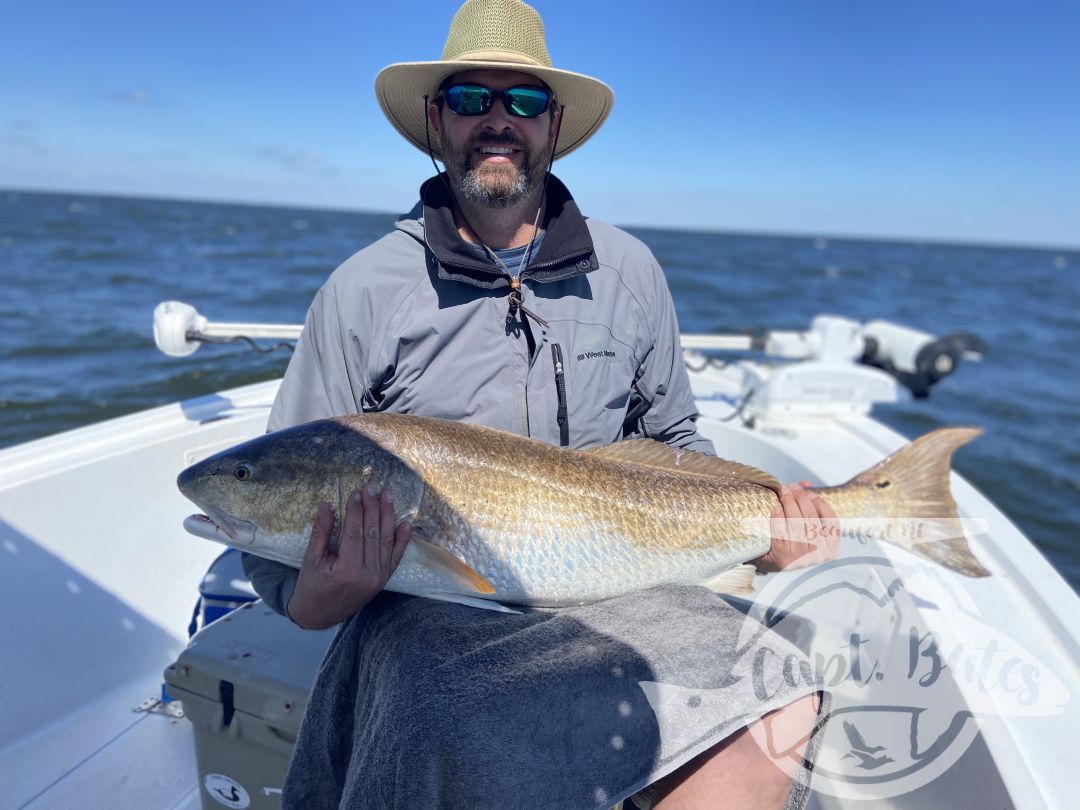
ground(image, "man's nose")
xmin=479 ymin=99 xmax=516 ymax=130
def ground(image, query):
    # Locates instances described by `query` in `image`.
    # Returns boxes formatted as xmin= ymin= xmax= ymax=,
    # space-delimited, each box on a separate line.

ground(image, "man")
xmin=244 ymin=1 xmax=838 ymax=807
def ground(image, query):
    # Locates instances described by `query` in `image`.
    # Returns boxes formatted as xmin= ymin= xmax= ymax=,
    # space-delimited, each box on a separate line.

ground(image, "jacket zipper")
xmin=551 ymin=343 xmax=569 ymax=447
xmin=436 ymin=249 xmax=591 ymax=282
xmin=520 ymin=249 xmax=591 ymax=275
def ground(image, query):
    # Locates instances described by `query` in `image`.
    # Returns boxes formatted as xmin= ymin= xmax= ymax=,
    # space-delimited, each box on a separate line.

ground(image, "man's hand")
xmin=286 ymin=486 xmax=412 ymax=630
xmin=752 ymin=482 xmax=840 ymax=573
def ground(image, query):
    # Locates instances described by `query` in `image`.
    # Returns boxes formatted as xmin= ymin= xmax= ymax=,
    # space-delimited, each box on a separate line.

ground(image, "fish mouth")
xmin=183 ymin=508 xmax=256 ymax=546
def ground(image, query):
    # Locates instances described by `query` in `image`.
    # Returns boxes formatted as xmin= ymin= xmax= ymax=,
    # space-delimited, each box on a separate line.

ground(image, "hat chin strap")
xmin=423 ymin=94 xmax=458 ymax=208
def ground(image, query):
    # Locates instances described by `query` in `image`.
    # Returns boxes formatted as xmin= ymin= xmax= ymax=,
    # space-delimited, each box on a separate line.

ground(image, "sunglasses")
xmin=441 ymin=82 xmax=552 ymax=118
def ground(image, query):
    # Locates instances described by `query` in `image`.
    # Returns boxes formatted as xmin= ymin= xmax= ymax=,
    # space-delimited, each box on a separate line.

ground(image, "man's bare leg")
xmin=647 ymin=692 xmax=822 ymax=810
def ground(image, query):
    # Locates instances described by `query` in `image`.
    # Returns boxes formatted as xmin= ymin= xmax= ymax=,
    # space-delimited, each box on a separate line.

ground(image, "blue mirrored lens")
xmin=505 ymin=87 xmax=550 ymax=117
xmin=444 ymin=84 xmax=550 ymax=118
xmin=446 ymin=84 xmax=493 ymax=115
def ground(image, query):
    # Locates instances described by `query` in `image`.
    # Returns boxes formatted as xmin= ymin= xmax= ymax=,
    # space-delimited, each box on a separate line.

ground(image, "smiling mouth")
xmin=474 ymin=145 xmax=521 ymax=161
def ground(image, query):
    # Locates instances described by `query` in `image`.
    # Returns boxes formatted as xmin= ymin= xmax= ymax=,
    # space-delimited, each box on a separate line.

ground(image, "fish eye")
xmin=234 ymin=462 xmax=254 ymax=481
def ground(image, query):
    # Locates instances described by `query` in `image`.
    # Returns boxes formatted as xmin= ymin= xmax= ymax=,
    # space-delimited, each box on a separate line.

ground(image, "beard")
xmin=441 ymin=130 xmax=549 ymax=208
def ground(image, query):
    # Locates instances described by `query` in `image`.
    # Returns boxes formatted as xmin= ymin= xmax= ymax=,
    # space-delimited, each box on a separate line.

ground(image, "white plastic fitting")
xmin=154 ymin=301 xmax=207 ymax=357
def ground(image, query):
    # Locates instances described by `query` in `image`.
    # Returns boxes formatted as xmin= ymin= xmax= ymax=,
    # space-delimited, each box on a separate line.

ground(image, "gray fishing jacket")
xmin=244 ymin=174 xmax=714 ymax=616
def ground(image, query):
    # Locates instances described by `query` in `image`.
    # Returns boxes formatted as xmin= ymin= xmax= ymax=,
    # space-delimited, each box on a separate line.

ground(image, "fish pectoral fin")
xmin=422 ymin=592 xmax=522 ymax=614
xmin=700 ymin=563 xmax=758 ymax=596
xmin=409 ymin=536 xmax=496 ymax=595
xmin=587 ymin=440 xmax=781 ymax=494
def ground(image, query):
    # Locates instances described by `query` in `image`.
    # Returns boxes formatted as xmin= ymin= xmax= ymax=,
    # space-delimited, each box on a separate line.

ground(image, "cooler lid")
xmin=165 ymin=601 xmax=336 ymax=724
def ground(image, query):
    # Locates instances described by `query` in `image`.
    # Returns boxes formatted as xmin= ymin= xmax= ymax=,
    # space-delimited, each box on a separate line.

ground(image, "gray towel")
xmin=282 ymin=585 xmax=827 ymax=810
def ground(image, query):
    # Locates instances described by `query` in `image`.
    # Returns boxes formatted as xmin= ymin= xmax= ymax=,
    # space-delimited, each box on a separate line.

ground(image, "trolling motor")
xmin=681 ymin=315 xmax=986 ymax=421
xmin=682 ymin=316 xmax=985 ymax=399
xmin=859 ymin=321 xmax=987 ymax=398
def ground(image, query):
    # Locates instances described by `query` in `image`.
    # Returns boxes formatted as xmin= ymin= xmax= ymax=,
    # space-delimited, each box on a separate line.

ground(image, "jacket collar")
xmin=411 ymin=173 xmax=599 ymax=289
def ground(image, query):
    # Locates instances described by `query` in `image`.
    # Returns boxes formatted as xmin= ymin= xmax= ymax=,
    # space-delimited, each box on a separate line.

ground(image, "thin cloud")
xmin=0 ymin=133 xmax=39 ymax=147
xmin=1 ymin=121 xmax=49 ymax=155
xmin=258 ymin=144 xmax=342 ymax=178
xmin=125 ymin=148 xmax=188 ymax=163
xmin=110 ymin=88 xmax=152 ymax=105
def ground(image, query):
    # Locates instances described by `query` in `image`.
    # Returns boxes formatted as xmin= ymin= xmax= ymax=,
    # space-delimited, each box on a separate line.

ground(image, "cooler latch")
xmin=219 ymin=680 xmax=236 ymax=727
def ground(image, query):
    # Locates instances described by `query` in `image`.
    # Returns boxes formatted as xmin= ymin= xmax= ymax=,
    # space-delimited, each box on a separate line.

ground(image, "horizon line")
xmin=4 ymin=184 xmax=1078 ymax=255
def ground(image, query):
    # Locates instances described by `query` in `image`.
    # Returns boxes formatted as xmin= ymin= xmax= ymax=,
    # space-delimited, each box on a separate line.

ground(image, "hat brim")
xmin=375 ymin=60 xmax=614 ymax=161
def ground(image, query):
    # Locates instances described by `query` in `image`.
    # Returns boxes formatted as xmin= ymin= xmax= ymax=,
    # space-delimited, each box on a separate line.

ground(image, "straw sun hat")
xmin=375 ymin=0 xmax=614 ymax=162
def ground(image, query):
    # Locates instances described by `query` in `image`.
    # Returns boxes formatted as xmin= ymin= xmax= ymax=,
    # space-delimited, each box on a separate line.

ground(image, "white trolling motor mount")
xmin=153 ymin=301 xmax=302 ymax=357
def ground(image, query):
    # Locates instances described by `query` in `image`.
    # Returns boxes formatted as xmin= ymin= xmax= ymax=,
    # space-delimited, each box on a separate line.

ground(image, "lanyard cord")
xmin=497 ymin=205 xmax=547 ymax=327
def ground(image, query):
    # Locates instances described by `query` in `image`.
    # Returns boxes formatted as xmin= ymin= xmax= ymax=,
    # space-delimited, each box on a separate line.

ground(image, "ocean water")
xmin=1 ymin=189 xmax=1077 ymax=591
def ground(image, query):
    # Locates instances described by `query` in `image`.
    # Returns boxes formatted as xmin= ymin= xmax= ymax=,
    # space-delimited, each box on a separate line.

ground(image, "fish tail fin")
xmin=701 ymin=563 xmax=757 ymax=596
xmin=836 ymin=427 xmax=990 ymax=577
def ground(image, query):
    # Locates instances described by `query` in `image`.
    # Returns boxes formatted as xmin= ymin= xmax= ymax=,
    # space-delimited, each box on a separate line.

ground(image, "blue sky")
xmin=2 ymin=0 xmax=1078 ymax=247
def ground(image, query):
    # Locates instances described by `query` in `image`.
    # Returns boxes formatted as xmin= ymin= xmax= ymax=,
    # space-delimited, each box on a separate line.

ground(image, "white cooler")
xmin=165 ymin=601 xmax=335 ymax=809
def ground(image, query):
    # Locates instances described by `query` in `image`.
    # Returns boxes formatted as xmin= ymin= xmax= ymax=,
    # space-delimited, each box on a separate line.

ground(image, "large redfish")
xmin=178 ymin=414 xmax=988 ymax=611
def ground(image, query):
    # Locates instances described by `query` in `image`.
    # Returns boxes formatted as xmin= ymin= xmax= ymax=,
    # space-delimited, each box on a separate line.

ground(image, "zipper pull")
xmin=508 ymin=277 xmax=550 ymax=328
xmin=551 ymin=343 xmax=569 ymax=446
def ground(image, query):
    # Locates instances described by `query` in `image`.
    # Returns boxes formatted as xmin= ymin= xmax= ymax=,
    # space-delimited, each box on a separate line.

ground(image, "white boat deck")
xmin=1 ymin=365 xmax=1077 ymax=808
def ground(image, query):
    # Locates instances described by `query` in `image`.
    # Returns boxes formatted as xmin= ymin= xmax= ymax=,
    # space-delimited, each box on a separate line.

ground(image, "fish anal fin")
xmin=700 ymin=563 xmax=758 ymax=596
xmin=588 ymin=440 xmax=781 ymax=494
xmin=409 ymin=537 xmax=496 ymax=595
